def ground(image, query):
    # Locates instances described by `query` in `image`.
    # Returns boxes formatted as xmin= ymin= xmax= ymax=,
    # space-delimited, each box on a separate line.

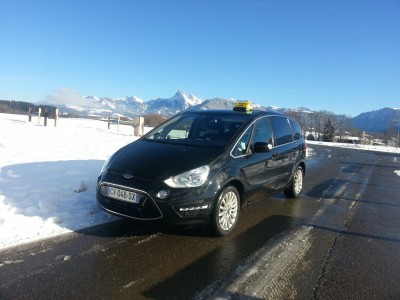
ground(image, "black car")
xmin=97 ymin=104 xmax=306 ymax=236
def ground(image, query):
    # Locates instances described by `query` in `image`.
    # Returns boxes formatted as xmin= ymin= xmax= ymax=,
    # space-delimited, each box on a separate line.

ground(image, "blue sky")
xmin=1 ymin=0 xmax=399 ymax=117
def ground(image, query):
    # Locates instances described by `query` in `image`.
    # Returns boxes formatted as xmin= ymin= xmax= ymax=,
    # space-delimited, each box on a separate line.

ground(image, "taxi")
xmin=97 ymin=102 xmax=306 ymax=236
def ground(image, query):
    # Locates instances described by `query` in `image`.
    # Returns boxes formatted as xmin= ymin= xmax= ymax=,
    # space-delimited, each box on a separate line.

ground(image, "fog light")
xmin=179 ymin=205 xmax=209 ymax=212
xmin=100 ymin=185 xmax=108 ymax=196
xmin=156 ymin=190 xmax=170 ymax=199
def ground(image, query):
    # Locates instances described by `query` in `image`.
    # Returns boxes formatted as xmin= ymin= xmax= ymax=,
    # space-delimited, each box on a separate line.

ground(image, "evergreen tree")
xmin=0 ymin=100 xmax=56 ymax=117
xmin=323 ymin=118 xmax=335 ymax=142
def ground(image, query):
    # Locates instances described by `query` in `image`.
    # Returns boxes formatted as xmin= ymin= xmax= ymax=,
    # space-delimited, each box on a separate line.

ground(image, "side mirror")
xmin=153 ymin=132 xmax=162 ymax=139
xmin=253 ymin=142 xmax=272 ymax=153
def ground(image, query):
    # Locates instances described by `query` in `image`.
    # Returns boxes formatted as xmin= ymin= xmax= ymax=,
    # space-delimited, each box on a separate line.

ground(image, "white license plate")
xmin=106 ymin=186 xmax=139 ymax=203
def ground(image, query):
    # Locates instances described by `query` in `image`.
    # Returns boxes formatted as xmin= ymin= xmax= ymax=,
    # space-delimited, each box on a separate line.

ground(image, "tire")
xmin=209 ymin=186 xmax=240 ymax=236
xmin=284 ymin=166 xmax=304 ymax=198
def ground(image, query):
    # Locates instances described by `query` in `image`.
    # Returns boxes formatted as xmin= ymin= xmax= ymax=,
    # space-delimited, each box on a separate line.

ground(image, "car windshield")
xmin=143 ymin=113 xmax=248 ymax=148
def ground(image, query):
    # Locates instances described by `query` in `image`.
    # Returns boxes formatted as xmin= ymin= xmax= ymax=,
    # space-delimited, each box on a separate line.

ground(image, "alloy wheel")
xmin=218 ymin=191 xmax=238 ymax=231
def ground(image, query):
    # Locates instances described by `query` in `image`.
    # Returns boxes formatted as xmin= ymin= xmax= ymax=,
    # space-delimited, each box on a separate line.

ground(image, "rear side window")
xmin=289 ymin=119 xmax=302 ymax=141
xmin=270 ymin=116 xmax=293 ymax=146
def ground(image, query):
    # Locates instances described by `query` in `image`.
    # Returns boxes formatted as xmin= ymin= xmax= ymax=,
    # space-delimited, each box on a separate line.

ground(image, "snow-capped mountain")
xmin=44 ymin=89 xmax=204 ymax=118
xmin=43 ymin=89 xmax=313 ymax=119
xmin=145 ymin=89 xmax=203 ymax=115
xmin=189 ymin=98 xmax=237 ymax=110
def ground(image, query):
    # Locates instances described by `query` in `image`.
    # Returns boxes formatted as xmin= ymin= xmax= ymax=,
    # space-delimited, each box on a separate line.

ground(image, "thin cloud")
xmin=46 ymin=87 xmax=84 ymax=106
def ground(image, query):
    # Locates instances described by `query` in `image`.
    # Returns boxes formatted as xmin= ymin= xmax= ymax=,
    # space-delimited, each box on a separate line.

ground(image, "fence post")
xmin=54 ymin=108 xmax=59 ymax=127
xmin=108 ymin=115 xmax=111 ymax=130
xmin=139 ymin=117 xmax=144 ymax=136
xmin=37 ymin=108 xmax=42 ymax=124
xmin=28 ymin=107 xmax=32 ymax=122
xmin=133 ymin=117 xmax=144 ymax=137
xmin=133 ymin=117 xmax=138 ymax=136
xmin=44 ymin=108 xmax=49 ymax=126
xmin=117 ymin=116 xmax=120 ymax=132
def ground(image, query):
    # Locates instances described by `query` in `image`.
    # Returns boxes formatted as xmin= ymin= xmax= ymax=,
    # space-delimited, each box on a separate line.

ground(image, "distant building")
xmin=333 ymin=136 xmax=361 ymax=144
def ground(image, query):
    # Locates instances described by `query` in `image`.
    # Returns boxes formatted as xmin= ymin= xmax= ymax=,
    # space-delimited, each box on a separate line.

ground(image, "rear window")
xmin=270 ymin=116 xmax=293 ymax=146
xmin=289 ymin=119 xmax=302 ymax=141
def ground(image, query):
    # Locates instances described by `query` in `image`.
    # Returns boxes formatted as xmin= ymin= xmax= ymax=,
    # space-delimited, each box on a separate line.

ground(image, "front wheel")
xmin=284 ymin=166 xmax=304 ymax=198
xmin=209 ymin=186 xmax=240 ymax=236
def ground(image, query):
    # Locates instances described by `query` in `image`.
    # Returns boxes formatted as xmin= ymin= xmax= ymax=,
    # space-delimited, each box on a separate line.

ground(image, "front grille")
xmin=97 ymin=192 xmax=163 ymax=220
xmin=108 ymin=169 xmax=156 ymax=182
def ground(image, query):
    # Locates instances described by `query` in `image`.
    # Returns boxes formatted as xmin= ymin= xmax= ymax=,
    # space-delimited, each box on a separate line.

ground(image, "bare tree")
xmin=385 ymin=110 xmax=400 ymax=145
xmin=284 ymin=110 xmax=307 ymax=137
xmin=311 ymin=110 xmax=334 ymax=141
xmin=333 ymin=114 xmax=352 ymax=142
xmin=142 ymin=114 xmax=168 ymax=127
xmin=390 ymin=118 xmax=400 ymax=147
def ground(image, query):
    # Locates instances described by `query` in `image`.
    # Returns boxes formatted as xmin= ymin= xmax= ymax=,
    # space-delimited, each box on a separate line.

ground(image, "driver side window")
xmin=231 ymin=118 xmax=273 ymax=157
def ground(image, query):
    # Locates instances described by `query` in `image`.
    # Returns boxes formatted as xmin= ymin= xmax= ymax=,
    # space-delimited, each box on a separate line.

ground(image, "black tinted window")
xmin=289 ymin=119 xmax=302 ymax=141
xmin=252 ymin=117 xmax=273 ymax=144
xmin=144 ymin=114 xmax=247 ymax=147
xmin=270 ymin=116 xmax=293 ymax=146
xmin=232 ymin=125 xmax=253 ymax=157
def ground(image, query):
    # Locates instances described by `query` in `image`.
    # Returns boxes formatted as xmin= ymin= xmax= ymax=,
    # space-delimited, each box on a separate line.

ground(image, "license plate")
xmin=106 ymin=186 xmax=139 ymax=203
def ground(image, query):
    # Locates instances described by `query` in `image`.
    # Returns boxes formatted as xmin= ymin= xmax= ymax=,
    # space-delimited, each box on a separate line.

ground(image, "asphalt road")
xmin=1 ymin=145 xmax=400 ymax=300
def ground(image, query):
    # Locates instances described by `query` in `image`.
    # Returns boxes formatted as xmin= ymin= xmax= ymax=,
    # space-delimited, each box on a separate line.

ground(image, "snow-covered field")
xmin=0 ymin=113 xmax=140 ymax=250
xmin=0 ymin=113 xmax=399 ymax=251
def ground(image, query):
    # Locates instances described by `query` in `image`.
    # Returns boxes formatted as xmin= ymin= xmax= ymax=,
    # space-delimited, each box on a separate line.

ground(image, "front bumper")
xmin=96 ymin=181 xmax=216 ymax=227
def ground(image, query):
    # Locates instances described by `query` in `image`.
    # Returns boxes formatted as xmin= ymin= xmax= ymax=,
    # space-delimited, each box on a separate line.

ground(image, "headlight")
xmin=164 ymin=165 xmax=210 ymax=188
xmin=100 ymin=157 xmax=111 ymax=175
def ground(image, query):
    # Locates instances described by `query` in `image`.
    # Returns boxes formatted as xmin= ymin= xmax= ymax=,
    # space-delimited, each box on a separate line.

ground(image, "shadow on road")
xmin=141 ymin=214 xmax=303 ymax=299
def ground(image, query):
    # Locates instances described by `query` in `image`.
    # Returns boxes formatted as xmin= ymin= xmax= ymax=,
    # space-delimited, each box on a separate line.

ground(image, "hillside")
xmin=351 ymin=107 xmax=400 ymax=133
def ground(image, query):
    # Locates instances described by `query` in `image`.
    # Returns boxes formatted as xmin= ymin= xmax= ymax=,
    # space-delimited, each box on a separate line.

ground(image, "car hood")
xmin=108 ymin=140 xmax=224 ymax=181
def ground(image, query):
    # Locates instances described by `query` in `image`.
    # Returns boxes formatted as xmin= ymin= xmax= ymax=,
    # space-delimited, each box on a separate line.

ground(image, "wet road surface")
xmin=1 ymin=145 xmax=400 ymax=299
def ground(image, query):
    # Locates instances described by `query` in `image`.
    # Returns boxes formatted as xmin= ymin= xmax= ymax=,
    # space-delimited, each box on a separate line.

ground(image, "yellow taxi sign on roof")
xmin=233 ymin=101 xmax=253 ymax=112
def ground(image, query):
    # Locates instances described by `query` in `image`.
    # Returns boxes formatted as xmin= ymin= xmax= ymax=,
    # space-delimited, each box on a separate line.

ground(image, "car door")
xmin=269 ymin=116 xmax=296 ymax=189
xmin=233 ymin=117 xmax=281 ymax=203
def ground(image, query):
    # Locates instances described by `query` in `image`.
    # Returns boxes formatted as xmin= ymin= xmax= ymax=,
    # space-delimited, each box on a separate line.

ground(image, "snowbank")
xmin=0 ymin=113 xmax=137 ymax=250
xmin=306 ymin=140 xmax=400 ymax=154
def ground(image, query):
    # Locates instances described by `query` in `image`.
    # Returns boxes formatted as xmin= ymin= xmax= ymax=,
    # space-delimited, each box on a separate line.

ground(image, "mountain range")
xmin=42 ymin=89 xmax=399 ymax=133
xmin=42 ymin=89 xmax=309 ymax=118
xmin=351 ymin=107 xmax=400 ymax=133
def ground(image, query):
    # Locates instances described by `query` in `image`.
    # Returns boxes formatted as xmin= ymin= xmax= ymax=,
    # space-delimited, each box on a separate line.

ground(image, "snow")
xmin=0 ymin=113 xmax=399 ymax=251
xmin=67 ymin=105 xmax=86 ymax=112
xmin=0 ymin=113 xmax=139 ymax=250
xmin=306 ymin=140 xmax=400 ymax=154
